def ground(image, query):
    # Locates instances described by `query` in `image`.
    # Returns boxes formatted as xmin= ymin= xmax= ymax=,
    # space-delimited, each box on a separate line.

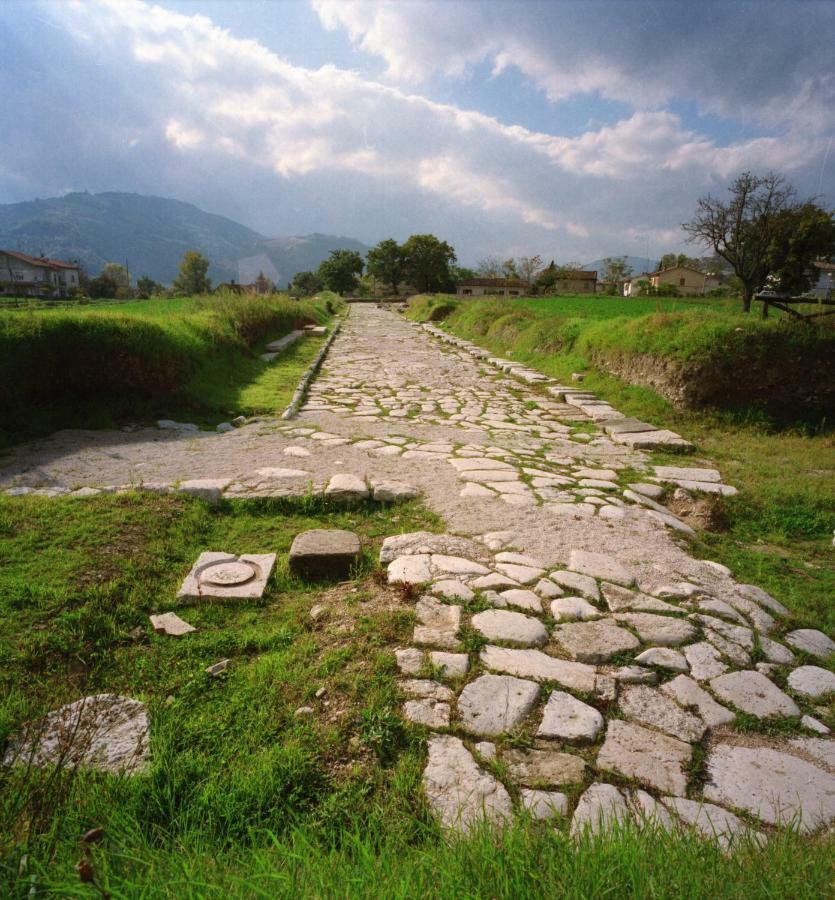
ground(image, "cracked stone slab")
xmin=662 ymin=798 xmax=763 ymax=851
xmin=568 ymin=550 xmax=635 ymax=586
xmin=538 ymin=691 xmax=604 ymax=741
xmin=614 ymin=613 xmax=696 ymax=647
xmin=553 ymin=620 xmax=640 ymax=663
xmin=704 ymin=744 xmax=835 ymax=833
xmin=661 ymin=675 xmax=735 ymax=727
xmin=570 ymin=783 xmax=631 ymax=837
xmin=596 ymin=720 xmax=692 ymax=796
xmin=4 ymin=694 xmax=149 ymax=774
xmin=601 ymin=583 xmax=681 ymax=614
xmin=423 ymin=735 xmax=513 ymax=833
xmin=457 ymin=674 xmax=540 ymax=736
xmin=471 ymin=609 xmax=548 ymax=646
xmin=618 ymin=684 xmax=706 ymax=742
xmin=379 ymin=532 xmax=488 ymax=565
xmin=710 ymin=670 xmax=800 ymax=719
xmin=479 ymin=646 xmax=597 ymax=693
xmin=403 ymin=699 xmax=451 ymax=728
xmin=550 ymin=571 xmax=601 ymax=600
xmin=178 ymin=552 xmax=276 ymax=601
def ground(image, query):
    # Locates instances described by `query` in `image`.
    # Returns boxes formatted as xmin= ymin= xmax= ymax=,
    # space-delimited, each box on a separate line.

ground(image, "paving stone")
xmin=736 ymin=584 xmax=789 ymax=616
xmin=789 ymin=737 xmax=835 ymax=767
xmin=462 ymin=469 xmax=521 ymax=483
xmin=710 ymin=670 xmax=800 ymax=718
xmin=461 ymin=483 xmax=495 ymax=498
xmin=758 ymin=636 xmax=795 ymax=665
xmin=499 ymin=589 xmax=543 ymax=613
xmin=596 ymin=720 xmax=692 ymax=796
xmin=618 ymin=684 xmax=706 ymax=742
xmin=612 ymin=429 xmax=694 ymax=451
xmin=601 ymin=583 xmax=680 ymax=614
xmin=785 ymin=629 xmax=835 ymax=659
xmin=324 ymin=473 xmax=369 ymax=501
xmin=568 ymin=550 xmax=635 ymax=586
xmin=628 ymin=482 xmax=666 ymax=500
xmin=479 ymin=646 xmax=597 ymax=692
xmin=537 ymin=691 xmax=604 ymax=741
xmin=550 ymin=596 xmax=602 ymax=621
xmin=614 ymin=613 xmax=696 ymax=647
xmin=395 ymin=647 xmax=424 ymax=675
xmin=704 ymin=744 xmax=835 ymax=833
xmin=702 ymin=628 xmax=752 ymax=667
xmin=634 ymin=648 xmax=688 ymax=671
xmin=611 ymin=665 xmax=658 ymax=684
xmin=471 ymin=609 xmax=548 ymax=646
xmin=662 ymin=798 xmax=761 ymax=851
xmin=800 ymin=715 xmax=830 ymax=734
xmin=697 ymin=598 xmax=747 ymax=624
xmin=630 ymin=790 xmax=676 ymax=832
xmin=660 ymin=674 xmax=735 ymax=727
xmin=495 ymin=551 xmax=546 ymax=568
xmin=474 ymin=741 xmax=496 ymax=760
xmin=402 ymin=679 xmax=455 ymax=701
xmin=553 ymin=620 xmax=640 ymax=663
xmin=423 ymin=735 xmax=513 ymax=833
xmin=429 ymin=651 xmax=469 ymax=678
xmin=457 ymin=674 xmax=540 ymax=736
xmin=178 ymin=552 xmax=276 ymax=601
xmin=178 ymin=478 xmax=231 ymax=501
xmin=3 ymin=694 xmax=149 ymax=775
xmin=403 ymin=698 xmax=451 ymax=727
xmin=503 ymin=748 xmax=586 ymax=786
xmin=570 ymin=783 xmax=631 ymax=837
xmin=372 ymin=481 xmax=419 ymax=502
xmin=149 ymin=612 xmax=195 ymax=637
xmin=254 ymin=467 xmax=310 ymax=480
xmin=550 ymin=570 xmax=601 ymax=600
xmin=388 ymin=554 xmax=433 ymax=584
xmin=283 ymin=445 xmax=311 ymax=457
xmin=380 ymin=532 xmax=488 ymax=565
xmin=431 ymin=555 xmax=490 ymax=577
xmin=535 ymin=578 xmax=563 ymax=599
xmin=289 ymin=529 xmax=360 ymax=579
xmin=494 ymin=562 xmax=545 ymax=584
xmin=470 ymin=572 xmax=522 ymax=590
xmin=431 ymin=580 xmax=475 ymax=602
xmin=206 ymin=659 xmax=230 ymax=676
xmin=521 ymin=789 xmax=568 ymax=820
xmin=787 ymin=666 xmax=835 ymax=699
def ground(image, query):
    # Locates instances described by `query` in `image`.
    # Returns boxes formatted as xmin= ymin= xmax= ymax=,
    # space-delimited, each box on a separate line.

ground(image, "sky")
xmin=1 ymin=0 xmax=833 ymax=266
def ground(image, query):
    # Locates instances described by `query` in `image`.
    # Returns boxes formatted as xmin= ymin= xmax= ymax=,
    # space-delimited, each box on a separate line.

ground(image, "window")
xmin=679 ymin=277 xmax=685 ymax=286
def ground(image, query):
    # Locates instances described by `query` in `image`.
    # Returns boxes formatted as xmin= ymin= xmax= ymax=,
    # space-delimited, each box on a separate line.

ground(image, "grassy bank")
xmin=1 ymin=493 xmax=831 ymax=898
xmin=408 ymin=294 xmax=835 ymax=630
xmin=0 ymin=292 xmax=341 ymax=446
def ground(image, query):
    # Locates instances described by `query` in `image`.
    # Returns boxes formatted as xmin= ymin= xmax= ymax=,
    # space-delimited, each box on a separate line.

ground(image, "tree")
xmin=449 ymin=265 xmax=476 ymax=283
xmin=366 ymin=239 xmax=408 ymax=294
xmin=600 ymin=257 xmax=633 ymax=285
xmin=402 ymin=234 xmax=457 ymax=292
xmin=136 ymin=275 xmax=162 ymax=297
xmin=291 ymin=270 xmax=323 ymax=296
xmin=254 ymin=271 xmax=275 ymax=294
xmin=87 ymin=273 xmax=120 ymax=299
xmin=683 ymin=171 xmax=806 ymax=312
xmin=517 ymin=255 xmax=543 ymax=287
xmin=657 ymin=252 xmax=702 ymax=271
xmin=766 ymin=203 xmax=835 ymax=296
xmin=173 ymin=251 xmax=211 ymax=295
xmin=101 ymin=262 xmax=130 ymax=294
xmin=475 ymin=255 xmax=503 ymax=277
xmin=502 ymin=258 xmax=519 ymax=279
xmin=318 ymin=249 xmax=363 ymax=294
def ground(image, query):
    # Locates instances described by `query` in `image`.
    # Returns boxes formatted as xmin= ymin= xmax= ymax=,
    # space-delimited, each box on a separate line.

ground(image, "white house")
xmin=0 ymin=250 xmax=81 ymax=298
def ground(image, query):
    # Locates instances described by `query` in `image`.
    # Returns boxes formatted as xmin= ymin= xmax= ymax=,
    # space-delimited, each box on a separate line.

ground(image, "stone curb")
xmin=281 ymin=319 xmax=343 ymax=421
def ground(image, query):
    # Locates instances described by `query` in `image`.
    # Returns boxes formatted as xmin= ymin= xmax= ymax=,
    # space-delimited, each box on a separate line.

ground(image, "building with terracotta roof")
xmin=623 ymin=264 xmax=719 ymax=297
xmin=456 ymin=277 xmax=528 ymax=297
xmin=0 ymin=249 xmax=81 ymax=298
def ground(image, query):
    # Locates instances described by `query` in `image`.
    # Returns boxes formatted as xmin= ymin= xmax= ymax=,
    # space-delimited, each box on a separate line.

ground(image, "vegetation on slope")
xmin=0 ymin=292 xmax=341 ymax=446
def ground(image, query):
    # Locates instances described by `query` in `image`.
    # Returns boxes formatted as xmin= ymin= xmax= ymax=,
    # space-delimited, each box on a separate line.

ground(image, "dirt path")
xmin=4 ymin=304 xmax=833 ymax=838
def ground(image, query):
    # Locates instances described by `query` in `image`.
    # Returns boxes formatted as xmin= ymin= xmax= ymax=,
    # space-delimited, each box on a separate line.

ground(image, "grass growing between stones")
xmin=1 ymin=494 xmax=833 ymax=896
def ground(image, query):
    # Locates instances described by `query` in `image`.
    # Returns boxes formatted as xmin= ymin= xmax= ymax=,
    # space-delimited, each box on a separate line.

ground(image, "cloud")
xmin=313 ymin=0 xmax=835 ymax=133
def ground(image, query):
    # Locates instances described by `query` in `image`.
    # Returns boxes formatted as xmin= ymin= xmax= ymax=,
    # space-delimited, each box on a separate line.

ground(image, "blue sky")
xmin=1 ymin=0 xmax=833 ymax=265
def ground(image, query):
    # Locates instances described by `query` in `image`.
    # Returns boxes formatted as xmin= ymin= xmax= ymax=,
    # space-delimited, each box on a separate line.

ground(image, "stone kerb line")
xmin=281 ymin=318 xmax=343 ymax=420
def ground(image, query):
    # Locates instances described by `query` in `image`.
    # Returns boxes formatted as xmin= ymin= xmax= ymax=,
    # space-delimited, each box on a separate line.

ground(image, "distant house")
xmin=0 ymin=249 xmax=81 ymax=298
xmin=216 ymin=281 xmax=260 ymax=295
xmin=456 ymin=277 xmax=528 ymax=297
xmin=623 ymin=265 xmax=719 ymax=297
xmin=540 ymin=266 xmax=597 ymax=295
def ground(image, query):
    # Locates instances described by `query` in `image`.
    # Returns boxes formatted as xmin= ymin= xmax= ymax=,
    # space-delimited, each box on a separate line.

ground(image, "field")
xmin=0 ymin=292 xmax=341 ymax=447
xmin=1 ymin=492 xmax=832 ymax=898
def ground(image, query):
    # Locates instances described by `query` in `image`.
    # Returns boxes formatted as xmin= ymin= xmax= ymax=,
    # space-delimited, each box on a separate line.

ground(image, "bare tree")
xmin=517 ymin=254 xmax=543 ymax=287
xmin=475 ymin=255 xmax=503 ymax=277
xmin=683 ymin=171 xmax=797 ymax=312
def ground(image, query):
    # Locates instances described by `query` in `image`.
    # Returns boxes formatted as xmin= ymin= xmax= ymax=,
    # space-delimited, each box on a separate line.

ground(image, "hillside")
xmin=0 ymin=192 xmax=369 ymax=286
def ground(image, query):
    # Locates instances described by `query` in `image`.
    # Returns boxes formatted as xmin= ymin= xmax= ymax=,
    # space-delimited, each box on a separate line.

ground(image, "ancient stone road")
xmin=3 ymin=304 xmax=834 ymax=840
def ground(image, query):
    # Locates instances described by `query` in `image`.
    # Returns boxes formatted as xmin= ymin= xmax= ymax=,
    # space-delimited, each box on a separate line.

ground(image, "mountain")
xmin=0 ymin=192 xmax=369 ymax=286
xmin=584 ymin=256 xmax=657 ymax=277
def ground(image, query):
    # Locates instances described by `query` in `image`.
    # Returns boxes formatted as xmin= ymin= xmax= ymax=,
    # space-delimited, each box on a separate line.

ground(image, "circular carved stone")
xmin=199 ymin=560 xmax=256 ymax=587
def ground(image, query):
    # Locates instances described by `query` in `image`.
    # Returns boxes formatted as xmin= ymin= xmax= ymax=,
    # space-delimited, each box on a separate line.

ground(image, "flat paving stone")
xmin=550 ymin=596 xmax=602 ymax=621
xmin=661 ymin=675 xmax=735 ymax=727
xmin=289 ymin=529 xmax=360 ymax=579
xmin=471 ymin=610 xmax=548 ymax=646
xmin=662 ymin=798 xmax=762 ymax=851
xmin=784 ymin=629 xmax=835 ymax=659
xmin=618 ymin=684 xmax=705 ymax=742
xmin=634 ymin=648 xmax=688 ymax=671
xmin=403 ymin=699 xmax=451 ymax=728
xmin=423 ymin=735 xmax=512 ymax=833
xmin=388 ymin=554 xmax=433 ymax=584
xmin=550 ymin=570 xmax=601 ymax=600
xmin=553 ymin=620 xmax=640 ymax=663
xmin=596 ymin=720 xmax=691 ymax=796
xmin=710 ymin=670 xmax=800 ymax=718
xmin=395 ymin=648 xmax=423 ymax=674
xmin=786 ymin=666 xmax=835 ymax=699
xmin=601 ymin=583 xmax=681 ymax=614
xmin=538 ymin=691 xmax=604 ymax=741
xmin=457 ymin=674 xmax=540 ymax=736
xmin=499 ymin=589 xmax=543 ymax=613
xmin=570 ymin=783 xmax=631 ymax=837
xmin=429 ymin=651 xmax=469 ymax=678
xmin=431 ymin=580 xmax=475 ymax=602
xmin=568 ymin=550 xmax=635 ymax=586
xmin=521 ymin=789 xmax=568 ymax=820
xmin=479 ymin=646 xmax=597 ymax=692
xmin=149 ymin=612 xmax=195 ymax=637
xmin=178 ymin=552 xmax=276 ymax=601
xmin=324 ymin=473 xmax=369 ymax=501
xmin=504 ymin=748 xmax=586 ymax=786
xmin=494 ymin=562 xmax=545 ymax=584
xmin=704 ymin=744 xmax=835 ymax=833
xmin=614 ymin=613 xmax=696 ymax=647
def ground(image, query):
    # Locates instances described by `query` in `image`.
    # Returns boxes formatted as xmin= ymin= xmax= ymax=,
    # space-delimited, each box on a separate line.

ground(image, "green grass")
xmin=0 ymin=292 xmax=341 ymax=446
xmin=1 ymin=495 xmax=832 ymax=897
